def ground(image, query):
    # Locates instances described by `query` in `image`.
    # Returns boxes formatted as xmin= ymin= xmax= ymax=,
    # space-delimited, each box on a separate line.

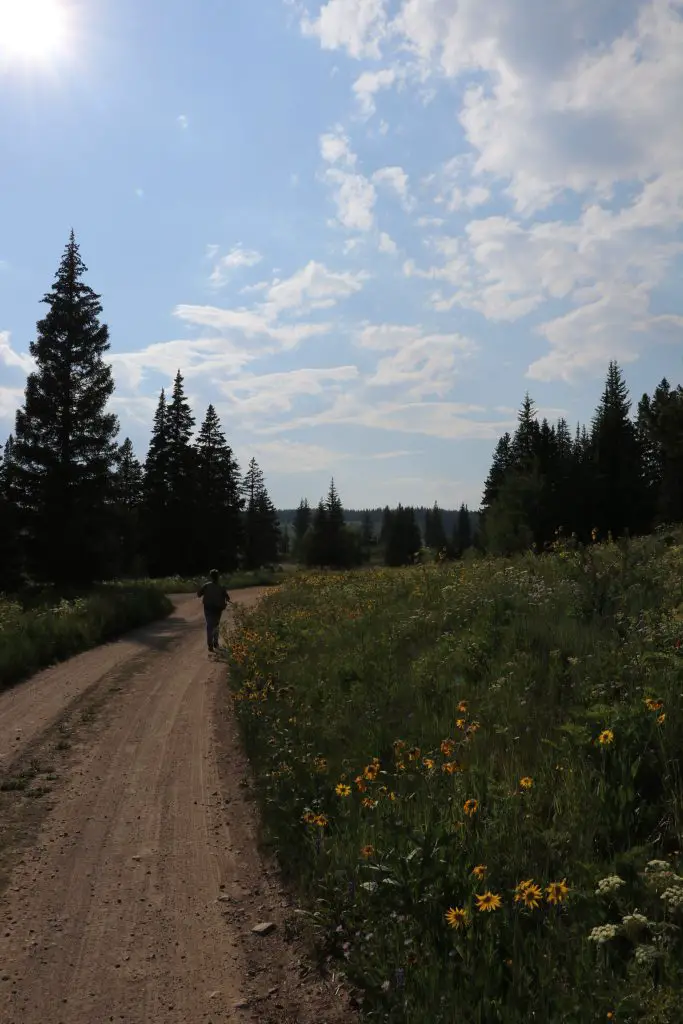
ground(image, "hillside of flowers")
xmin=226 ymin=530 xmax=683 ymax=1023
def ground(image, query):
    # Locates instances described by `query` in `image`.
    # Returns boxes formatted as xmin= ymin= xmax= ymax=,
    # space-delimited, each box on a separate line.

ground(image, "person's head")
xmin=209 ymin=568 xmax=219 ymax=582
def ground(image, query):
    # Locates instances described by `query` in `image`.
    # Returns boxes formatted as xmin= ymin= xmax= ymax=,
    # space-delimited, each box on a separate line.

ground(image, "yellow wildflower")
xmin=657 ymin=713 xmax=666 ymax=725
xmin=440 ymin=738 xmax=455 ymax=757
xmin=360 ymin=844 xmax=375 ymax=859
xmin=362 ymin=797 xmax=377 ymax=810
xmin=458 ymin=701 xmax=468 ymax=713
xmin=472 ymin=864 xmax=487 ymax=880
xmin=475 ymin=891 xmax=503 ymax=913
xmin=519 ymin=776 xmax=533 ymax=790
xmin=546 ymin=879 xmax=570 ymax=904
xmin=445 ymin=906 xmax=469 ymax=929
xmin=423 ymin=758 xmax=435 ymax=771
xmin=644 ymin=697 xmax=663 ymax=712
xmin=463 ymin=798 xmax=479 ymax=817
xmin=598 ymin=729 xmax=614 ymax=746
xmin=335 ymin=783 xmax=351 ymax=797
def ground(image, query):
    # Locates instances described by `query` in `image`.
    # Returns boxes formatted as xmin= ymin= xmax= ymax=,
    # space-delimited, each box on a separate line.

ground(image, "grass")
xmin=225 ymin=528 xmax=683 ymax=1023
xmin=137 ymin=566 xmax=290 ymax=593
xmin=0 ymin=585 xmax=172 ymax=690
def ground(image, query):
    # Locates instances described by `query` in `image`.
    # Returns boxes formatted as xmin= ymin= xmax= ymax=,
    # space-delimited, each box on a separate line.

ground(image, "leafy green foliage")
xmin=227 ymin=531 xmax=683 ymax=1023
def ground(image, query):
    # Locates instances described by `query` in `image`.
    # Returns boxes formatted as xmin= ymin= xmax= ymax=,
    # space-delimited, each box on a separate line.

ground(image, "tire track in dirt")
xmin=0 ymin=588 xmax=352 ymax=1024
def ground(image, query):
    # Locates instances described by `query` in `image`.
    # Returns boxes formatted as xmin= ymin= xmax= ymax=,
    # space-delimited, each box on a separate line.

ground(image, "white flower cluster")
xmin=634 ymin=944 xmax=662 ymax=966
xmin=661 ymin=886 xmax=683 ymax=909
xmin=588 ymin=924 xmax=619 ymax=944
xmin=621 ymin=912 xmax=648 ymax=937
xmin=645 ymin=860 xmax=670 ymax=873
xmin=595 ymin=875 xmax=626 ymax=896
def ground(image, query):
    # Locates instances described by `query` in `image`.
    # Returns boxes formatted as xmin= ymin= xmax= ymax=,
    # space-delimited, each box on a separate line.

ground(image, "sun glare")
xmin=0 ymin=0 xmax=68 ymax=62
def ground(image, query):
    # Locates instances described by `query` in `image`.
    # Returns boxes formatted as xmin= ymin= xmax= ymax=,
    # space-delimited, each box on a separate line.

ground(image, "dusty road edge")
xmin=210 ymin=667 xmax=355 ymax=1023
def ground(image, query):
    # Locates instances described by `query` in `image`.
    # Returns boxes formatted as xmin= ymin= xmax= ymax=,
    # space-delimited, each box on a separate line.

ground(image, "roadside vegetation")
xmin=227 ymin=529 xmax=683 ymax=1023
xmin=0 ymin=585 xmax=172 ymax=690
xmin=142 ymin=567 xmax=288 ymax=594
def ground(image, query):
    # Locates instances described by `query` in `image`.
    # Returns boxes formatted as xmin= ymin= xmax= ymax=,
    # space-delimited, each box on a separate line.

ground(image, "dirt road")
xmin=0 ymin=591 xmax=351 ymax=1024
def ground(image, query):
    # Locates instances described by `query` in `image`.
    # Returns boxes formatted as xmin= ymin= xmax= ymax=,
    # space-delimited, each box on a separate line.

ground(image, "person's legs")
xmin=204 ymin=610 xmax=216 ymax=651
xmin=212 ymin=611 xmax=222 ymax=650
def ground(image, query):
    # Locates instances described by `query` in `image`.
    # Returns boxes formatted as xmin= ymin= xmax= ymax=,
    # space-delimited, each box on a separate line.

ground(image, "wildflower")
xmin=313 ymin=756 xmax=328 ymax=773
xmin=442 ymin=761 xmax=460 ymax=775
xmin=455 ymin=718 xmax=466 ymax=730
xmin=517 ymin=883 xmax=542 ymax=909
xmin=396 ymin=761 xmax=406 ymax=772
xmin=423 ymin=758 xmax=435 ymax=771
xmin=362 ymin=797 xmax=378 ymax=810
xmin=314 ymin=814 xmax=328 ymax=827
xmin=355 ymin=775 xmax=367 ymax=793
xmin=302 ymin=811 xmax=318 ymax=824
xmin=463 ymin=799 xmax=478 ymax=817
xmin=644 ymin=697 xmax=663 ymax=712
xmin=596 ymin=875 xmax=625 ymax=896
xmin=519 ymin=776 xmax=533 ymax=790
xmin=475 ymin=891 xmax=503 ymax=913
xmin=458 ymin=701 xmax=468 ymax=713
xmin=546 ymin=879 xmax=570 ymax=904
xmin=440 ymin=738 xmax=455 ymax=757
xmin=467 ymin=722 xmax=481 ymax=735
xmin=588 ymin=924 xmax=618 ymax=944
xmin=360 ymin=845 xmax=375 ymax=859
xmin=634 ymin=944 xmax=662 ymax=965
xmin=622 ymin=913 xmax=648 ymax=938
xmin=407 ymin=746 xmax=421 ymax=762
xmin=363 ymin=762 xmax=380 ymax=781
xmin=472 ymin=864 xmax=487 ymax=880
xmin=657 ymin=713 xmax=666 ymax=725
xmin=645 ymin=859 xmax=670 ymax=873
xmin=598 ymin=729 xmax=614 ymax=746
xmin=445 ymin=906 xmax=469 ymax=929
xmin=661 ymin=886 xmax=683 ymax=909
xmin=335 ymin=783 xmax=351 ymax=798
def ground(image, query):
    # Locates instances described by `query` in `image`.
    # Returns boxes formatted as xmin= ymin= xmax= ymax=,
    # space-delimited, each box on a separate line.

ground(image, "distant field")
xmin=227 ymin=530 xmax=683 ymax=1023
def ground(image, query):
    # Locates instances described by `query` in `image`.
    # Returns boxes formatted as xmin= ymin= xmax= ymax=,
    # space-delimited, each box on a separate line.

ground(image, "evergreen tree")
xmin=165 ymin=370 xmax=196 ymax=573
xmin=425 ymin=501 xmax=447 ymax=551
xmin=0 ymin=436 xmax=21 ymax=591
xmin=454 ymin=503 xmax=472 ymax=555
xmin=637 ymin=380 xmax=683 ymax=526
xmin=242 ymin=458 xmax=279 ymax=568
xmin=143 ymin=389 xmax=170 ymax=576
xmin=293 ymin=498 xmax=312 ymax=557
xmin=113 ymin=437 xmax=144 ymax=576
xmin=13 ymin=233 xmax=119 ymax=585
xmin=379 ymin=506 xmax=393 ymax=547
xmin=481 ymin=432 xmax=513 ymax=512
xmin=590 ymin=361 xmax=646 ymax=536
xmin=384 ymin=505 xmax=422 ymax=566
xmin=360 ymin=510 xmax=375 ymax=553
xmin=302 ymin=480 xmax=361 ymax=567
xmin=193 ymin=404 xmax=243 ymax=572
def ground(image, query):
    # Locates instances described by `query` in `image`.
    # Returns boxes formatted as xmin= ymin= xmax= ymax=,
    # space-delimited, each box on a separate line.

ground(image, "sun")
xmin=0 ymin=0 xmax=68 ymax=62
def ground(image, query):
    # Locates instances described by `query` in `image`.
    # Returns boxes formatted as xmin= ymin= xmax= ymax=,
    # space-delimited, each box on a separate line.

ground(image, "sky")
xmin=0 ymin=0 xmax=682 ymax=510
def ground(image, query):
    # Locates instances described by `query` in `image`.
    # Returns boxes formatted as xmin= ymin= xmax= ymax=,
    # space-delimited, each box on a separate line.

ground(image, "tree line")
xmin=481 ymin=362 xmax=683 ymax=554
xmin=0 ymin=234 xmax=280 ymax=589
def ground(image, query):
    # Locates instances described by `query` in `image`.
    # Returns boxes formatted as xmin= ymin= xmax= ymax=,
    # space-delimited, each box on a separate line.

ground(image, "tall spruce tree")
xmin=165 ymin=370 xmax=196 ymax=573
xmin=193 ymin=404 xmax=243 ymax=571
xmin=143 ymin=389 xmax=170 ymax=576
xmin=0 ymin=437 xmax=21 ymax=591
xmin=113 ymin=437 xmax=144 ymax=576
xmin=590 ymin=361 xmax=646 ymax=536
xmin=293 ymin=498 xmax=312 ymax=558
xmin=13 ymin=233 xmax=119 ymax=585
xmin=454 ymin=503 xmax=472 ymax=555
xmin=384 ymin=505 xmax=422 ymax=566
xmin=242 ymin=458 xmax=279 ymax=568
xmin=425 ymin=501 xmax=447 ymax=551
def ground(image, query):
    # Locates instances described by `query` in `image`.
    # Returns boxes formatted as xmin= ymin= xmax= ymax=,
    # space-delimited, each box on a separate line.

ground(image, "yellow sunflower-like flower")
xmin=314 ymin=813 xmax=328 ymax=827
xmin=362 ymin=797 xmax=378 ymax=809
xmin=657 ymin=713 xmax=666 ymax=725
xmin=302 ymin=811 xmax=317 ymax=824
xmin=546 ymin=879 xmax=570 ymax=904
xmin=598 ymin=729 xmax=614 ymax=746
xmin=442 ymin=761 xmax=460 ymax=775
xmin=475 ymin=891 xmax=503 ymax=913
xmin=355 ymin=775 xmax=368 ymax=793
xmin=463 ymin=798 xmax=479 ymax=817
xmin=515 ymin=883 xmax=542 ymax=909
xmin=440 ymin=738 xmax=455 ymax=757
xmin=360 ymin=844 xmax=375 ymax=859
xmin=519 ymin=776 xmax=533 ymax=790
xmin=455 ymin=718 xmax=466 ymax=730
xmin=335 ymin=783 xmax=351 ymax=797
xmin=407 ymin=746 xmax=421 ymax=762
xmin=458 ymin=701 xmax=468 ymax=713
xmin=363 ymin=762 xmax=380 ymax=781
xmin=423 ymin=758 xmax=435 ymax=771
xmin=644 ymin=697 xmax=663 ymax=712
xmin=472 ymin=864 xmax=487 ymax=880
xmin=445 ymin=906 xmax=469 ymax=929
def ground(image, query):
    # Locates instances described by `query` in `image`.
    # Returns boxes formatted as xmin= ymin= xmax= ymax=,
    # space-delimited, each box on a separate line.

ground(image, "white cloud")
xmin=373 ymin=165 xmax=413 ymax=209
xmin=301 ymin=0 xmax=388 ymax=59
xmin=209 ymin=244 xmax=263 ymax=288
xmin=353 ymin=67 xmax=396 ymax=117
xmin=0 ymin=385 xmax=23 ymax=421
xmin=378 ymin=231 xmax=398 ymax=254
xmin=220 ymin=365 xmax=359 ymax=417
xmin=325 ymin=167 xmax=377 ymax=230
xmin=177 ymin=114 xmax=189 ymax=130
xmin=263 ymin=260 xmax=367 ymax=316
xmin=357 ymin=322 xmax=477 ymax=398
xmin=0 ymin=331 xmax=34 ymax=375
xmin=320 ymin=128 xmax=356 ymax=166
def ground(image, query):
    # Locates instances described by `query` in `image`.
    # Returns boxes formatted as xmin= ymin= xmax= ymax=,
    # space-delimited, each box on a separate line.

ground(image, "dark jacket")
xmin=197 ymin=581 xmax=229 ymax=611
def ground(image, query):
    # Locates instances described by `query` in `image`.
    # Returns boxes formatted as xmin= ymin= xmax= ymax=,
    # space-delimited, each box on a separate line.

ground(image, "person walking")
xmin=197 ymin=569 xmax=230 ymax=653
